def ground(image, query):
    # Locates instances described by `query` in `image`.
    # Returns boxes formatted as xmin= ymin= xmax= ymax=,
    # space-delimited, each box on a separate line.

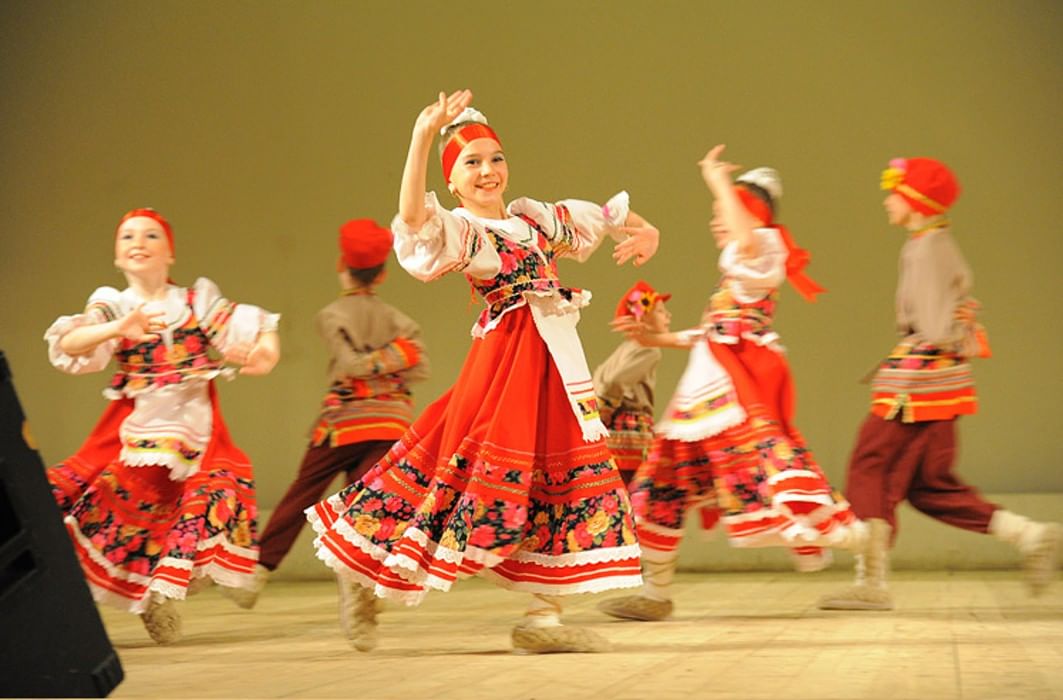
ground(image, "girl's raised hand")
xmin=115 ymin=304 xmax=165 ymax=342
xmin=414 ymin=89 xmax=474 ymax=137
xmin=698 ymin=144 xmax=741 ymax=188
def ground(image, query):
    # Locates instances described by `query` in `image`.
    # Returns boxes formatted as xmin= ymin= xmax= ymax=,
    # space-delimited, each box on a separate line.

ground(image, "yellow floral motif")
xmin=622 ymin=523 xmax=636 ymax=545
xmin=439 ymin=530 xmax=459 ymax=550
xmin=167 ymin=345 xmax=189 ymax=363
xmin=534 ymin=511 xmax=549 ymax=526
xmin=718 ymin=490 xmax=740 ymax=512
xmin=393 ymin=521 xmax=409 ymax=539
xmin=773 ymin=441 xmax=793 ymax=461
xmin=418 ymin=491 xmax=437 ymax=515
xmin=520 ymin=535 xmax=540 ymax=551
xmin=145 ymin=539 xmax=163 ymax=556
xmin=566 ymin=530 xmax=582 ymax=552
xmin=473 ymin=500 xmax=487 ymax=520
xmin=587 ymin=510 xmax=610 ymax=536
xmin=231 ymin=519 xmax=251 ymax=547
xmin=880 ymin=167 xmax=904 ymax=191
xmin=353 ymin=514 xmax=381 ymax=537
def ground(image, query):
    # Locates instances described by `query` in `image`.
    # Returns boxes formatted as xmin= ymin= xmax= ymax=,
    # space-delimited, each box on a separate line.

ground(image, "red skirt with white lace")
xmin=307 ymin=306 xmax=642 ymax=605
xmin=630 ymin=339 xmax=859 ymax=571
xmin=48 ymin=384 xmax=259 ymax=613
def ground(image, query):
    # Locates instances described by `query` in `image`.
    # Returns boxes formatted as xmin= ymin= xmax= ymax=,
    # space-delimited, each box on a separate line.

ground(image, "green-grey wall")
xmin=2 ymin=1 xmax=1061 ymax=515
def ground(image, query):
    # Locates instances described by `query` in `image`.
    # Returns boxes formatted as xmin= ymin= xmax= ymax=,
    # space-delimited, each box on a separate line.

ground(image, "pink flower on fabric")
xmin=602 ymin=494 xmax=619 ymax=515
xmin=469 ymin=524 xmax=496 ymax=548
xmin=212 ymin=499 xmax=234 ymax=524
xmin=127 ymin=558 xmax=151 ymax=575
xmin=498 ymin=252 xmax=520 ymax=275
xmin=184 ymin=335 xmax=203 ymax=354
xmin=375 ymin=517 xmax=397 ymax=539
xmin=384 ymin=497 xmax=404 ymax=513
xmin=152 ymin=345 xmax=169 ymax=364
xmin=361 ymin=497 xmax=384 ymax=512
xmin=502 ymin=503 xmax=527 ymax=530
xmin=574 ymin=522 xmax=594 ymax=549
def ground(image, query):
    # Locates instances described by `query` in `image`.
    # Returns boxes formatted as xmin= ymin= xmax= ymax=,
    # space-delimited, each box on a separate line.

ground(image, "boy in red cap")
xmin=818 ymin=158 xmax=1061 ymax=611
xmin=237 ymin=219 xmax=428 ymax=611
xmin=592 ymin=281 xmax=670 ymax=484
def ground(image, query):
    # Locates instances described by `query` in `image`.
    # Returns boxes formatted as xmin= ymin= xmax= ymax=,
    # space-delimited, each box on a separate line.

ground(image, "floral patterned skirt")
xmin=603 ymin=408 xmax=654 ymax=481
xmin=307 ymin=307 xmax=642 ymax=605
xmin=630 ymin=340 xmax=859 ymax=571
xmin=48 ymin=385 xmax=259 ymax=613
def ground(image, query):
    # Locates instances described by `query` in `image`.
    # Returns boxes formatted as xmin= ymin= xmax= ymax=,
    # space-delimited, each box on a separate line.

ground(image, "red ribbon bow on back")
xmin=734 ymin=187 xmax=825 ymax=303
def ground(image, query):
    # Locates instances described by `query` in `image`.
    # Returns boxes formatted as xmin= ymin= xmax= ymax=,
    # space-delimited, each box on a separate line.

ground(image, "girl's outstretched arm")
xmin=699 ymin=144 xmax=759 ymax=258
xmin=398 ymin=90 xmax=472 ymax=231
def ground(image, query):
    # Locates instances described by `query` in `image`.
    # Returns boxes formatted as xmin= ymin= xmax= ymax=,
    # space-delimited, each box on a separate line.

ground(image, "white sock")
xmin=523 ymin=594 xmax=562 ymax=628
xmin=641 ymin=547 xmax=678 ymax=603
xmin=990 ymin=510 xmax=1046 ymax=553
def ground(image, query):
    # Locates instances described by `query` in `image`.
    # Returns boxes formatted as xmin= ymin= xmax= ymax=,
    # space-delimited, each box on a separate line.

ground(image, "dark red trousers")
xmin=258 ymin=440 xmax=392 ymax=570
xmin=844 ymin=414 xmax=998 ymax=538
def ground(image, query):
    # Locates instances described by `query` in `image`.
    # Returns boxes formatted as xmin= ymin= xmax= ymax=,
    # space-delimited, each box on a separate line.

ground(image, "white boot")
xmin=338 ymin=577 xmax=378 ymax=651
xmin=511 ymin=594 xmax=610 ymax=654
xmin=597 ymin=546 xmax=676 ymax=621
xmin=818 ymin=518 xmax=894 ymax=611
xmin=219 ymin=564 xmax=270 ymax=609
xmin=989 ymin=510 xmax=1062 ymax=596
xmin=140 ymin=592 xmax=182 ymax=645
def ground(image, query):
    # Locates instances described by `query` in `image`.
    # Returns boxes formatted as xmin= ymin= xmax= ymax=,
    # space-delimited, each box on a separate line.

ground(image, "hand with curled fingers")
xmin=115 ymin=303 xmax=166 ymax=342
xmin=698 ymin=144 xmax=742 ymax=189
xmin=414 ymin=89 xmax=473 ymax=139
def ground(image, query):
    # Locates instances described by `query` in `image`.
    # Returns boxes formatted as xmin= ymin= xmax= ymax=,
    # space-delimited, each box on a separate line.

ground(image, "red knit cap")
xmin=614 ymin=280 xmax=671 ymax=321
xmin=880 ymin=157 xmax=961 ymax=215
xmin=339 ymin=219 xmax=393 ymax=270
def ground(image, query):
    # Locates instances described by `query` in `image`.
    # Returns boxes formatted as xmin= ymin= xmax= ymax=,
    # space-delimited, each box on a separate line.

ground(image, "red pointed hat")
xmin=338 ymin=219 xmax=393 ymax=269
xmin=880 ymin=157 xmax=961 ymax=215
xmin=615 ymin=280 xmax=671 ymax=320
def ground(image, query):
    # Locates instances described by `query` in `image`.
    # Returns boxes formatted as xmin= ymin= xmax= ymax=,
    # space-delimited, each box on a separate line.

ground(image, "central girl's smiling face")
xmin=114 ymin=216 xmax=173 ymax=277
xmin=449 ymin=137 xmax=508 ymax=217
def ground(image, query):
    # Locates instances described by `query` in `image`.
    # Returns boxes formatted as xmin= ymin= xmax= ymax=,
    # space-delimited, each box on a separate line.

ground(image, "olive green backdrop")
xmin=2 ymin=0 xmax=1061 ymax=521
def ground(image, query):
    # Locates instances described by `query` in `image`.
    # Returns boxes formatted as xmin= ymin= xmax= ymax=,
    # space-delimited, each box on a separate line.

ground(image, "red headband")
xmin=734 ymin=186 xmax=825 ymax=303
xmin=441 ymin=123 xmax=501 ymax=182
xmin=116 ymin=208 xmax=175 ymax=254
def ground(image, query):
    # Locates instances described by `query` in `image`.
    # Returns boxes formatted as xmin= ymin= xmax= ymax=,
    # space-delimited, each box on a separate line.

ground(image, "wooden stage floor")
xmin=98 ymin=571 xmax=1063 ymax=700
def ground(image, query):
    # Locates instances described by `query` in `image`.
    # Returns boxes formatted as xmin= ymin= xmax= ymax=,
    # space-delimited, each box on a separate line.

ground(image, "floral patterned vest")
xmin=466 ymin=216 xmax=580 ymax=332
xmin=108 ymin=288 xmax=227 ymax=396
xmin=704 ymin=278 xmax=778 ymax=345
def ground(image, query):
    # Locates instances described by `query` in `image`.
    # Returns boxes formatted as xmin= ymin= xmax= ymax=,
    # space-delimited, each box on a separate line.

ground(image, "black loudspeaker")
xmin=0 ymin=352 xmax=123 ymax=697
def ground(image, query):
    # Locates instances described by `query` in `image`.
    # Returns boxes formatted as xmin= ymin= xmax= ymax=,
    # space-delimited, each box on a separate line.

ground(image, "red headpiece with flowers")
xmin=880 ymin=157 xmax=960 ymax=216
xmin=614 ymin=280 xmax=671 ymax=321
